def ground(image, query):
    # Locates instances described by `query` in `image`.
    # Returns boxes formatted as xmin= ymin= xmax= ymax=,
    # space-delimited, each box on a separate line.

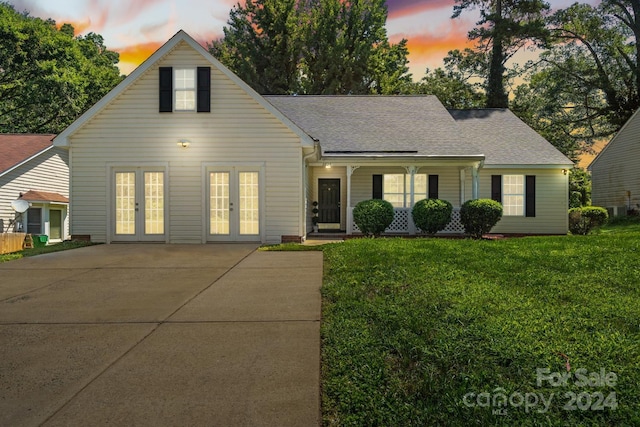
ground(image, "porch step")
xmin=307 ymin=232 xmax=346 ymax=241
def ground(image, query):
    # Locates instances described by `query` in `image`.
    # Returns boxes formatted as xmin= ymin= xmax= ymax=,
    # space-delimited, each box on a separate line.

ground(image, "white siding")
xmin=0 ymin=148 xmax=69 ymax=239
xmin=479 ymin=168 xmax=568 ymax=234
xmin=324 ymin=165 xmax=567 ymax=234
xmin=590 ymin=113 xmax=640 ymax=212
xmin=69 ymin=41 xmax=303 ymax=244
xmin=349 ymin=166 xmax=465 ymax=207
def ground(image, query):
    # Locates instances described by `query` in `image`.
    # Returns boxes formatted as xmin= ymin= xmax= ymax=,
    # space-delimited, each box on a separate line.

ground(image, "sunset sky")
xmin=13 ymin=0 xmax=582 ymax=78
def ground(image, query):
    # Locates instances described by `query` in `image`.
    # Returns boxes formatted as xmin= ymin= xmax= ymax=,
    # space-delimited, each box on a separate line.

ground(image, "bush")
xmin=569 ymin=206 xmax=609 ymax=235
xmin=353 ymin=199 xmax=394 ymax=237
xmin=412 ymin=198 xmax=453 ymax=234
xmin=460 ymin=199 xmax=503 ymax=239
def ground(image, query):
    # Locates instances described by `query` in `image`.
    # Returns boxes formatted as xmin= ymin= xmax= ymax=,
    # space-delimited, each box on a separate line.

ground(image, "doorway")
xmin=207 ymin=167 xmax=262 ymax=242
xmin=112 ymin=168 xmax=166 ymax=242
xmin=318 ymin=178 xmax=340 ymax=229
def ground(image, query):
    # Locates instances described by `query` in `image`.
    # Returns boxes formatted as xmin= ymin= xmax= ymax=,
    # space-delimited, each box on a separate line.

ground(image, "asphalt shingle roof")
xmin=265 ymin=96 xmax=572 ymax=165
xmin=265 ymin=96 xmax=484 ymax=157
xmin=448 ymin=109 xmax=572 ymax=165
xmin=20 ymin=190 xmax=69 ymax=203
xmin=0 ymin=134 xmax=56 ymax=174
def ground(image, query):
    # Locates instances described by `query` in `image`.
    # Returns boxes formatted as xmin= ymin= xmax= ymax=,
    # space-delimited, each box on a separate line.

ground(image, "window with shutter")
xmin=159 ymin=66 xmax=211 ymax=113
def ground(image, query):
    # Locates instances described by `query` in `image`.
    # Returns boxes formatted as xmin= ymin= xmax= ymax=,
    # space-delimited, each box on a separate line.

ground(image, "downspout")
xmin=301 ymin=140 xmax=320 ymax=241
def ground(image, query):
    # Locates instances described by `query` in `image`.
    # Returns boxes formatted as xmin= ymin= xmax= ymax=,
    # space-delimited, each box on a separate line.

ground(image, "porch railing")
xmin=349 ymin=207 xmax=465 ymax=235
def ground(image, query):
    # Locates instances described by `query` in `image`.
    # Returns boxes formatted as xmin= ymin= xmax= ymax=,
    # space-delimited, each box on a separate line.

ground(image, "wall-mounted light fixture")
xmin=177 ymin=139 xmax=191 ymax=148
xmin=325 ymin=163 xmax=332 ymax=169
xmin=562 ymin=169 xmax=568 ymax=175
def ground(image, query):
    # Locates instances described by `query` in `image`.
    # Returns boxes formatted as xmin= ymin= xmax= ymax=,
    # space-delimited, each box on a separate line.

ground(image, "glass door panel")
xmin=115 ymin=172 xmax=136 ymax=235
xmin=239 ymin=172 xmax=259 ymax=235
xmin=145 ymin=172 xmax=164 ymax=235
xmin=210 ymin=172 xmax=230 ymax=235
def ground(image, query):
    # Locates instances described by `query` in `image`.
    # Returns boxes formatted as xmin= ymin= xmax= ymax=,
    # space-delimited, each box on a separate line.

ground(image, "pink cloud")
xmin=387 ymin=0 xmax=455 ymax=20
xmin=390 ymin=20 xmax=473 ymax=74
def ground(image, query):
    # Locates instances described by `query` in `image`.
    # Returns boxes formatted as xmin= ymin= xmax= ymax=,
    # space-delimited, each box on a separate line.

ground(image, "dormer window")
xmin=159 ymin=66 xmax=210 ymax=113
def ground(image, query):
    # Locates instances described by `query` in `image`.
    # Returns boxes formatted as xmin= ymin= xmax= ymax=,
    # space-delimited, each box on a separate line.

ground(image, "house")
xmin=589 ymin=109 xmax=640 ymax=216
xmin=54 ymin=30 xmax=573 ymax=244
xmin=0 ymin=134 xmax=70 ymax=242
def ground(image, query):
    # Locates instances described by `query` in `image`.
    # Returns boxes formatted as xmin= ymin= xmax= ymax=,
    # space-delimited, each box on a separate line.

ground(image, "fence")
xmin=0 ymin=233 xmax=26 ymax=254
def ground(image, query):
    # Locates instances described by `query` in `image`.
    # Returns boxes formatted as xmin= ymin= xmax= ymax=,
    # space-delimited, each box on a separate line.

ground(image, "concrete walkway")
xmin=0 ymin=244 xmax=322 ymax=426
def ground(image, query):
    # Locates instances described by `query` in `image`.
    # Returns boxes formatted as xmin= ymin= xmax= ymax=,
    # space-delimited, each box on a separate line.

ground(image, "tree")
xmin=0 ymin=3 xmax=122 ymax=133
xmin=208 ymin=0 xmax=305 ymax=94
xmin=569 ymin=168 xmax=592 ymax=208
xmin=516 ymin=1 xmax=640 ymax=152
xmin=301 ymin=0 xmax=395 ymax=94
xmin=452 ymin=0 xmax=549 ymax=108
xmin=415 ymin=67 xmax=485 ymax=109
xmin=210 ymin=0 xmax=411 ymax=95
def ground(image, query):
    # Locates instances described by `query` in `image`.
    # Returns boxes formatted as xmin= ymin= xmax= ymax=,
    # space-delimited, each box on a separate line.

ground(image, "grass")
xmin=321 ymin=221 xmax=640 ymax=426
xmin=0 ymin=240 xmax=98 ymax=263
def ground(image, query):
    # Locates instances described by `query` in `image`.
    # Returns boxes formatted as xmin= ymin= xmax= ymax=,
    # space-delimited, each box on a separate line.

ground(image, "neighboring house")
xmin=589 ymin=109 xmax=640 ymax=215
xmin=54 ymin=30 xmax=573 ymax=244
xmin=0 ymin=134 xmax=70 ymax=242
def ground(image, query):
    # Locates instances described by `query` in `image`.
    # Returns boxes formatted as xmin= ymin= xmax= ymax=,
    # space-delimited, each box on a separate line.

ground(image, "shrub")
xmin=460 ymin=199 xmax=503 ymax=239
xmin=569 ymin=206 xmax=609 ymax=235
xmin=353 ymin=199 xmax=394 ymax=237
xmin=412 ymin=198 xmax=453 ymax=234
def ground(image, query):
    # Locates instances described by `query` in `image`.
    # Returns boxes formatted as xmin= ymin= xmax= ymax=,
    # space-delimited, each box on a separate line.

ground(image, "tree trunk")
xmin=486 ymin=0 xmax=509 ymax=108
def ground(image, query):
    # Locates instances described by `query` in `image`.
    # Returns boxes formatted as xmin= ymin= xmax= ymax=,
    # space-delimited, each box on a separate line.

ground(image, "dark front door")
xmin=318 ymin=179 xmax=340 ymax=224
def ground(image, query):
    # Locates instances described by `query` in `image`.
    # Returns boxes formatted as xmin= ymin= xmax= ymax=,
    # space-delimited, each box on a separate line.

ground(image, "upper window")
xmin=174 ymin=69 xmax=196 ymax=111
xmin=383 ymin=174 xmax=427 ymax=208
xmin=159 ymin=67 xmax=210 ymax=113
xmin=503 ymin=175 xmax=524 ymax=216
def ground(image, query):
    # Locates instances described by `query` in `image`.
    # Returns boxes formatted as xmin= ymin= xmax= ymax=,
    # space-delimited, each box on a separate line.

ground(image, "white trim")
xmin=0 ymin=145 xmax=53 ymax=178
xmin=483 ymin=163 xmax=573 ymax=169
xmin=53 ymin=30 xmax=315 ymax=148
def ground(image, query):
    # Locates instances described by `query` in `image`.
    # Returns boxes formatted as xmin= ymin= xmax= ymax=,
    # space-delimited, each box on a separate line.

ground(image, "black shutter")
xmin=159 ymin=67 xmax=173 ymax=112
xmin=428 ymin=175 xmax=439 ymax=199
xmin=372 ymin=175 xmax=383 ymax=199
xmin=491 ymin=175 xmax=502 ymax=203
xmin=526 ymin=175 xmax=536 ymax=217
xmin=197 ymin=67 xmax=211 ymax=112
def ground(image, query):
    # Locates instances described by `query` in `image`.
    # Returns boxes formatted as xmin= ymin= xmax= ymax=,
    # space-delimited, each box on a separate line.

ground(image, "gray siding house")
xmin=590 ymin=109 xmax=640 ymax=215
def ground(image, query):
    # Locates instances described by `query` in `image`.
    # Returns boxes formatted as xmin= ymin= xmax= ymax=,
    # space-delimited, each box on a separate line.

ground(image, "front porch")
xmin=309 ymin=162 xmax=482 ymax=236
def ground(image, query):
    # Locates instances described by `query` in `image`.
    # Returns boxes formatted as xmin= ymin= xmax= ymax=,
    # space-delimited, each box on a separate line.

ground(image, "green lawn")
xmin=0 ymin=240 xmax=97 ymax=263
xmin=321 ymin=223 xmax=640 ymax=426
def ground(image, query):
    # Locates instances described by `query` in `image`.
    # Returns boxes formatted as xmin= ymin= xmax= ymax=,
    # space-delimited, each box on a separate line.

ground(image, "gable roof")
xmin=20 ymin=190 xmax=69 ymax=204
xmin=588 ymin=107 xmax=640 ymax=171
xmin=0 ymin=134 xmax=56 ymax=177
xmin=54 ymin=30 xmax=314 ymax=148
xmin=265 ymin=96 xmax=484 ymax=159
xmin=448 ymin=109 xmax=573 ymax=166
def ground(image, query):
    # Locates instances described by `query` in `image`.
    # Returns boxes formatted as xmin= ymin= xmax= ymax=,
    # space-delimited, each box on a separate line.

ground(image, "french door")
xmin=113 ymin=168 xmax=166 ymax=242
xmin=207 ymin=167 xmax=261 ymax=241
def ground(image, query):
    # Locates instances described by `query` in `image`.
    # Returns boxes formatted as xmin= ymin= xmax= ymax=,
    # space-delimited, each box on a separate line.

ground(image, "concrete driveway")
xmin=0 ymin=244 xmax=322 ymax=426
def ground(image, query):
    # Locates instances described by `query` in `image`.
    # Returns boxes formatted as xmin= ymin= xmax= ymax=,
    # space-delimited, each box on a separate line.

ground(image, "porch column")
xmin=471 ymin=164 xmax=479 ymax=199
xmin=459 ymin=168 xmax=466 ymax=205
xmin=346 ymin=166 xmax=359 ymax=233
xmin=405 ymin=166 xmax=417 ymax=207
